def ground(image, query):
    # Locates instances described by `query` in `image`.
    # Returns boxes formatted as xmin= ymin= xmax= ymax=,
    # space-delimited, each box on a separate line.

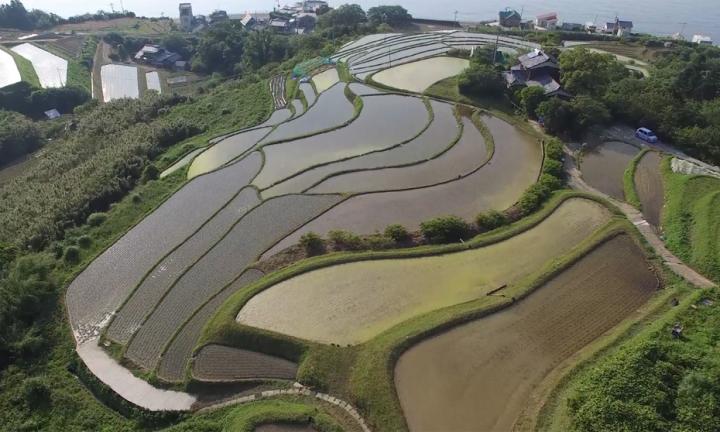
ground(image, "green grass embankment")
xmin=661 ymin=156 xmax=720 ymax=283
xmin=622 ymin=148 xmax=650 ymax=209
xmin=1 ymin=45 xmax=40 ymax=88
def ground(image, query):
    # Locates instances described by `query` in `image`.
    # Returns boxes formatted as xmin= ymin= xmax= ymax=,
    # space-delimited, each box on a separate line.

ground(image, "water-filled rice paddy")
xmin=395 ymin=235 xmax=657 ymax=432
xmin=188 ymin=127 xmax=271 ymax=179
xmin=262 ymin=99 xmax=458 ymax=197
xmin=254 ymin=94 xmax=429 ymax=189
xmin=258 ymin=108 xmax=292 ymax=128
xmin=0 ymin=48 xmax=21 ymax=88
xmin=299 ymin=82 xmax=316 ymax=107
xmin=347 ymin=82 xmax=386 ymax=96
xmin=263 ymin=114 xmax=542 ymax=257
xmin=634 ymin=151 xmax=664 ymax=227
xmin=146 ymin=71 xmax=161 ymax=93
xmin=11 ymin=43 xmax=67 ymax=88
xmin=291 ymin=99 xmax=304 ymax=117
xmin=160 ymin=148 xmax=206 ymax=179
xmin=66 ymin=152 xmax=263 ymax=343
xmin=157 ymin=269 xmax=265 ymax=382
xmin=372 ymin=56 xmax=469 ymax=93
xmin=106 ymin=187 xmax=262 ymax=344
xmin=193 ymin=344 xmax=297 ymax=381
xmin=125 ymin=194 xmax=342 ymax=369
xmin=259 ymin=83 xmax=351 ymax=145
xmin=312 ymin=68 xmax=339 ymax=93
xmin=581 ymin=141 xmax=640 ymax=200
xmin=101 ymin=64 xmax=140 ymax=102
xmin=239 ymin=199 xmax=610 ymax=345
xmin=310 ymin=115 xmax=484 ymax=193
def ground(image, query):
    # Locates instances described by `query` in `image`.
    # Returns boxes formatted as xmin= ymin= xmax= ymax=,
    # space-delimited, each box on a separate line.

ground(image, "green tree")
xmin=537 ymin=98 xmax=574 ymax=135
xmin=475 ymin=210 xmax=507 ymax=231
xmin=384 ymin=224 xmax=410 ymax=242
xmin=0 ymin=110 xmax=41 ymax=165
xmin=519 ymin=86 xmax=546 ymax=118
xmin=299 ymin=232 xmax=324 ymax=256
xmin=317 ymin=4 xmax=366 ymax=35
xmin=570 ymin=95 xmax=611 ymax=131
xmin=559 ymin=48 xmax=629 ymax=96
xmin=458 ymin=64 xmax=505 ymax=98
xmin=192 ymin=21 xmax=246 ymax=74
xmin=367 ymin=5 xmax=411 ymax=27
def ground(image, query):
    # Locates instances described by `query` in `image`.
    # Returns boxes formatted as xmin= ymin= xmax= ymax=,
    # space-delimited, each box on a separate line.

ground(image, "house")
xmin=561 ymin=22 xmax=584 ymax=32
xmin=295 ymin=12 xmax=317 ymax=31
xmin=209 ymin=10 xmax=229 ymax=24
xmin=134 ymin=45 xmax=181 ymax=68
xmin=498 ymin=9 xmax=522 ymax=28
xmin=535 ymin=12 xmax=557 ymax=30
xmin=179 ymin=3 xmax=193 ymax=32
xmin=269 ymin=18 xmax=291 ymax=33
xmin=240 ymin=13 xmax=256 ymax=29
xmin=604 ymin=19 xmax=633 ymax=35
xmin=503 ymin=49 xmax=571 ymax=98
xmin=692 ymin=34 xmax=713 ymax=45
xmin=303 ymin=0 xmax=328 ymax=13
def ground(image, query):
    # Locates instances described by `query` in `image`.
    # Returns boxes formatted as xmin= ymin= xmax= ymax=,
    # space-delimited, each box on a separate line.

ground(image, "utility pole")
xmin=109 ymin=3 xmax=115 ymax=13
xmin=678 ymin=22 xmax=687 ymax=39
xmin=453 ymin=10 xmax=458 ymax=23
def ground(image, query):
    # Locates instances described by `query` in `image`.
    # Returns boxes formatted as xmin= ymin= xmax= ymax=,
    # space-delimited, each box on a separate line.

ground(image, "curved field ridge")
xmin=125 ymin=194 xmax=343 ymax=369
xmin=372 ymin=56 xmax=469 ymax=93
xmin=310 ymin=115 xmax=483 ymax=194
xmin=66 ymin=152 xmax=263 ymax=343
xmin=11 ymin=43 xmax=67 ymax=88
xmin=263 ymin=114 xmax=542 ymax=258
xmin=0 ymin=48 xmax=21 ymax=88
xmin=192 ymin=344 xmax=298 ymax=381
xmin=188 ymin=127 xmax=271 ymax=179
xmin=259 ymin=83 xmax=350 ymax=145
xmin=312 ymin=68 xmax=339 ymax=93
xmin=238 ymin=199 xmax=611 ymax=345
xmin=395 ymin=234 xmax=658 ymax=432
xmin=157 ymin=269 xmax=265 ymax=382
xmin=254 ymin=94 xmax=429 ymax=189
xmin=106 ymin=187 xmax=262 ymax=344
xmin=581 ymin=141 xmax=639 ymax=200
xmin=263 ymin=99 xmax=458 ymax=197
xmin=300 ymin=82 xmax=316 ymax=107
xmin=160 ymin=148 xmax=205 ymax=179
xmin=634 ymin=151 xmax=664 ymax=227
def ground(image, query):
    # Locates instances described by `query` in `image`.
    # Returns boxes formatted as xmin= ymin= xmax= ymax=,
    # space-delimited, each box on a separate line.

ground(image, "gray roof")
xmin=517 ymin=49 xmax=558 ymax=69
xmin=503 ymin=70 xmax=569 ymax=97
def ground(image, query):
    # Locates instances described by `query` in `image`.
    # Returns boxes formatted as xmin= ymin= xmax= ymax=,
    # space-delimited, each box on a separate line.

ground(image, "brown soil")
xmin=394 ymin=235 xmax=658 ymax=432
xmin=192 ymin=344 xmax=298 ymax=382
xmin=634 ymin=151 xmax=664 ymax=227
xmin=580 ymin=141 xmax=639 ymax=200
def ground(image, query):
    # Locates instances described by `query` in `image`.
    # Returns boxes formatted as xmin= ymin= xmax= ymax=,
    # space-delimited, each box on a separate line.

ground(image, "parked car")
xmin=635 ymin=127 xmax=658 ymax=143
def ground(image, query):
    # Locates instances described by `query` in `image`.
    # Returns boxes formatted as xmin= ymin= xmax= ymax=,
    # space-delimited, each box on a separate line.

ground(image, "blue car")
xmin=635 ymin=127 xmax=658 ymax=143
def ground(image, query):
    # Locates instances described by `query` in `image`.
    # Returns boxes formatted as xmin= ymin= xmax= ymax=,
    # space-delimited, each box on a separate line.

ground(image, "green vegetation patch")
xmin=623 ymin=148 xmax=650 ymax=208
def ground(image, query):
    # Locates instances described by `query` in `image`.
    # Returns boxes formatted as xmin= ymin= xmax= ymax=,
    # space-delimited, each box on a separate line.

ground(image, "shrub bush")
xmin=299 ymin=232 xmax=324 ymax=256
xmin=86 ymin=212 xmax=107 ymax=227
xmin=141 ymin=164 xmax=159 ymax=183
xmin=384 ymin=224 xmax=410 ymax=242
xmin=63 ymin=246 xmax=80 ymax=264
xmin=77 ymin=235 xmax=92 ymax=249
xmin=22 ymin=377 xmax=51 ymax=408
xmin=542 ymin=159 xmax=564 ymax=177
xmin=475 ymin=210 xmax=508 ymax=231
xmin=328 ymin=230 xmax=364 ymax=250
xmin=131 ymin=193 xmax=142 ymax=204
xmin=366 ymin=234 xmax=393 ymax=250
xmin=420 ymin=216 xmax=470 ymax=244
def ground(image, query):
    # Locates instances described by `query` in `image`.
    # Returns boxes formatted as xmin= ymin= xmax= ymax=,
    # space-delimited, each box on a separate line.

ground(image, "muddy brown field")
xmin=634 ymin=151 xmax=665 ymax=227
xmin=394 ymin=235 xmax=658 ymax=432
xmin=581 ymin=141 xmax=639 ymax=199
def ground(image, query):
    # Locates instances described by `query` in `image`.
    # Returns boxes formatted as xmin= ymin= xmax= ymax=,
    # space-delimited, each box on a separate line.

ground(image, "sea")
xmin=10 ymin=0 xmax=720 ymax=44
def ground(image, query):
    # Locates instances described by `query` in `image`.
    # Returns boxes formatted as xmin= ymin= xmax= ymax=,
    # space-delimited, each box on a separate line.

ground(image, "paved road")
xmin=564 ymin=147 xmax=715 ymax=289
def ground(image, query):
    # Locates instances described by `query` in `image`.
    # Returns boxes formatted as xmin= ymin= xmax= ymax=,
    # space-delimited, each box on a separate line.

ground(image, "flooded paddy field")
xmin=258 ymin=108 xmax=293 ymax=128
xmin=291 ymin=99 xmax=304 ymax=117
xmin=263 ymin=100 xmax=458 ymax=197
xmin=11 ymin=43 xmax=67 ymax=88
xmin=0 ymin=48 xmax=21 ymax=88
xmin=101 ymin=64 xmax=139 ymax=102
xmin=372 ymin=56 xmax=469 ymax=93
xmin=312 ymin=68 xmax=339 ymax=93
xmin=263 ymin=114 xmax=542 ymax=257
xmin=395 ymin=234 xmax=658 ymax=432
xmin=581 ymin=141 xmax=640 ymax=200
xmin=299 ymin=82 xmax=316 ymax=106
xmin=125 ymin=194 xmax=342 ymax=370
xmin=634 ymin=151 xmax=665 ymax=227
xmin=66 ymin=152 xmax=263 ymax=343
xmin=310 ymin=115 xmax=485 ymax=194
xmin=193 ymin=344 xmax=297 ymax=381
xmin=239 ymin=199 xmax=610 ymax=345
xmin=188 ymin=127 xmax=271 ymax=179
xmin=106 ymin=187 xmax=261 ymax=344
xmin=254 ymin=94 xmax=429 ymax=189
xmin=158 ymin=270 xmax=265 ymax=382
xmin=160 ymin=148 xmax=205 ymax=178
xmin=259 ymin=83 xmax=351 ymax=145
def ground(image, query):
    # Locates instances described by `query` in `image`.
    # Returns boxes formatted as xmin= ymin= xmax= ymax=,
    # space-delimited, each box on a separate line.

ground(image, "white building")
xmin=535 ymin=12 xmax=558 ymax=30
xmin=179 ymin=3 xmax=193 ymax=32
xmin=692 ymin=34 xmax=713 ymax=45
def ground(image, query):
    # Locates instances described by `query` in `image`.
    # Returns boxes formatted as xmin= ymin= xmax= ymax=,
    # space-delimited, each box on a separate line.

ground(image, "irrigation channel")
xmin=62 ymin=30 xmax=713 ymax=431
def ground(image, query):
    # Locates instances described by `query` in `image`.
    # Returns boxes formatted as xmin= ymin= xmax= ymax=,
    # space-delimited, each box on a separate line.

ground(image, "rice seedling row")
xmin=192 ymin=344 xmax=298 ymax=381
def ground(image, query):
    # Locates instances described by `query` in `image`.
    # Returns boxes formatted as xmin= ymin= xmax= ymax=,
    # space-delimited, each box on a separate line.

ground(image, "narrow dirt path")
xmin=564 ymin=147 xmax=715 ymax=289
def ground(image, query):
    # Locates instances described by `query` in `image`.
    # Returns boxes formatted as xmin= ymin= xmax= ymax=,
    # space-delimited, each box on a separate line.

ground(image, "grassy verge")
xmin=623 ymin=148 xmax=650 ymax=209
xmin=424 ymin=76 xmax=516 ymax=114
xmin=1 ymin=45 xmax=40 ymax=88
xmin=661 ymin=156 xmax=720 ymax=283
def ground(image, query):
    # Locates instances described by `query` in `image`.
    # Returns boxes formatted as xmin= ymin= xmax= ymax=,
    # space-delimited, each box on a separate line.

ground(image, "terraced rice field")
xmin=193 ymin=344 xmax=297 ymax=381
xmin=101 ymin=64 xmax=140 ymax=102
xmin=263 ymin=114 xmax=542 ymax=257
xmin=300 ymin=82 xmax=316 ymax=106
xmin=125 ymin=194 xmax=342 ymax=369
xmin=255 ymin=424 xmax=318 ymax=432
xmin=0 ymin=48 xmax=21 ymax=88
xmin=188 ymin=127 xmax=271 ymax=179
xmin=372 ymin=56 xmax=469 ymax=93
xmin=11 ymin=43 xmax=67 ymax=88
xmin=254 ymin=94 xmax=429 ymax=190
xmin=395 ymin=235 xmax=658 ymax=432
xmin=634 ymin=151 xmax=664 ymax=227
xmin=263 ymin=99 xmax=459 ymax=197
xmin=239 ymin=199 xmax=610 ymax=344
xmin=291 ymin=99 xmax=304 ymax=116
xmin=581 ymin=141 xmax=640 ymax=200
xmin=312 ymin=68 xmax=339 ymax=93
xmin=160 ymin=148 xmax=206 ymax=178
xmin=66 ymin=153 xmax=263 ymax=343
xmin=146 ymin=71 xmax=162 ymax=93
